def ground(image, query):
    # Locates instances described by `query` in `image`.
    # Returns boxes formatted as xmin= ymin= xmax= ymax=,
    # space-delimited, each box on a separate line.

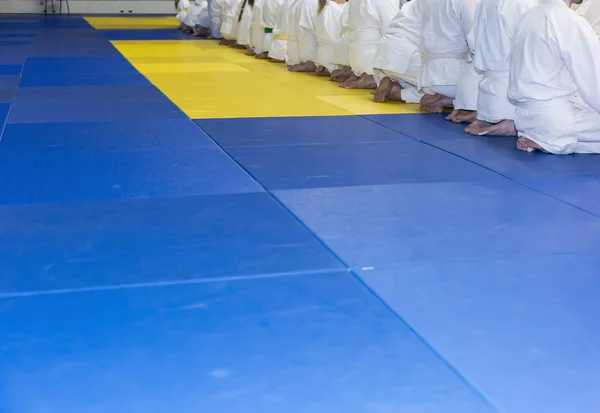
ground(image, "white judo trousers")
xmin=237 ymin=0 xmax=253 ymax=46
xmin=316 ymin=1 xmax=345 ymax=72
xmin=221 ymin=0 xmax=245 ymax=39
xmin=347 ymin=0 xmax=400 ymax=76
xmin=373 ymin=0 xmax=424 ymax=103
xmin=263 ymin=0 xmax=287 ymax=58
xmin=419 ymin=0 xmax=477 ymax=102
xmin=331 ymin=2 xmax=351 ymax=67
xmin=509 ymin=0 xmax=600 ymax=154
xmin=285 ymin=0 xmax=304 ymax=64
xmin=296 ymin=0 xmax=319 ymax=62
xmin=184 ymin=0 xmax=210 ymax=28
xmin=578 ymin=0 xmax=600 ymax=36
xmin=208 ymin=0 xmax=224 ymax=37
xmin=251 ymin=0 xmax=267 ymax=53
xmin=472 ymin=0 xmax=537 ymax=123
xmin=177 ymin=0 xmax=191 ymax=24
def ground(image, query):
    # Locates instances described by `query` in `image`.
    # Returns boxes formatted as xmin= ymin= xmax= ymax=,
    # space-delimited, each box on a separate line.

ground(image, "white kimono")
xmin=347 ymin=0 xmax=400 ymax=76
xmin=419 ymin=0 xmax=477 ymax=99
xmin=177 ymin=0 xmax=191 ymax=23
xmin=208 ymin=0 xmax=224 ymax=37
xmin=472 ymin=0 xmax=537 ymax=123
xmin=221 ymin=0 xmax=245 ymax=39
xmin=184 ymin=0 xmax=210 ymax=28
xmin=286 ymin=0 xmax=304 ymax=64
xmin=237 ymin=0 xmax=253 ymax=46
xmin=373 ymin=0 xmax=424 ymax=103
xmin=296 ymin=0 xmax=320 ymax=63
xmin=251 ymin=0 xmax=266 ymax=52
xmin=578 ymin=0 xmax=600 ymax=36
xmin=268 ymin=0 xmax=289 ymax=60
xmin=316 ymin=1 xmax=345 ymax=71
xmin=508 ymin=0 xmax=600 ymax=154
xmin=331 ymin=1 xmax=351 ymax=66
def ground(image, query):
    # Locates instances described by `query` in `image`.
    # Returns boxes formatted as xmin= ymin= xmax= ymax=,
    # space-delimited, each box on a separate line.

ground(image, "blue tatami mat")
xmin=0 ymin=86 xmax=18 ymax=102
xmin=0 ymin=102 xmax=9 ymax=126
xmin=0 ymin=193 xmax=344 ymax=293
xmin=1 ymin=119 xmax=219 ymax=153
xmin=0 ymin=75 xmax=21 ymax=87
xmin=0 ymin=148 xmax=261 ymax=204
xmin=19 ymin=72 xmax=149 ymax=87
xmin=0 ymin=64 xmax=22 ymax=75
xmin=14 ymin=85 xmax=166 ymax=101
xmin=21 ymin=57 xmax=138 ymax=75
xmin=522 ymin=175 xmax=600 ymax=216
xmin=357 ymin=254 xmax=600 ymax=413
xmin=274 ymin=181 xmax=600 ymax=268
xmin=0 ymin=272 xmax=498 ymax=413
xmin=367 ymin=114 xmax=600 ymax=179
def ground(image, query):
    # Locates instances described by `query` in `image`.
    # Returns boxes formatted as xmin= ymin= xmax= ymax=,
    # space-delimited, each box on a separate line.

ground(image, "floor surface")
xmin=1 ymin=14 xmax=599 ymax=413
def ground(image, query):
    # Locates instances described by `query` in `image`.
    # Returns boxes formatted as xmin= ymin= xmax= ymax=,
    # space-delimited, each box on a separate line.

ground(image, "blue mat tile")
xmin=21 ymin=57 xmax=137 ymax=76
xmin=195 ymin=116 xmax=410 ymax=148
xmin=0 ymin=148 xmax=262 ymax=204
xmin=367 ymin=114 xmax=600 ymax=179
xmin=7 ymin=98 xmax=184 ymax=123
xmin=522 ymin=175 xmax=600 ymax=216
xmin=357 ymin=254 xmax=600 ymax=413
xmin=0 ymin=75 xmax=21 ymax=87
xmin=0 ymin=64 xmax=22 ymax=75
xmin=227 ymin=140 xmax=503 ymax=190
xmin=1 ymin=119 xmax=218 ymax=153
xmin=274 ymin=181 xmax=600 ymax=268
xmin=15 ymin=85 xmax=166 ymax=101
xmin=0 ymin=40 xmax=33 ymax=46
xmin=0 ymin=103 xmax=9 ymax=127
xmin=0 ymin=193 xmax=345 ymax=293
xmin=19 ymin=72 xmax=147 ymax=87
xmin=0 ymin=87 xmax=17 ymax=103
xmin=0 ymin=272 xmax=497 ymax=413
xmin=0 ymin=33 xmax=36 ymax=38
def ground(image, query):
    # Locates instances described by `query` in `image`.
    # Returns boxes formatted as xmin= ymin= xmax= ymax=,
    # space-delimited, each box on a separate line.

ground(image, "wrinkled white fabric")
xmin=509 ymin=0 xmax=600 ymax=154
xmin=419 ymin=0 xmax=477 ymax=94
xmin=208 ymin=0 xmax=224 ymax=37
xmin=296 ymin=0 xmax=319 ymax=62
xmin=237 ymin=0 xmax=253 ymax=45
xmin=347 ymin=0 xmax=401 ymax=76
xmin=331 ymin=1 xmax=350 ymax=66
xmin=472 ymin=0 xmax=537 ymax=121
xmin=263 ymin=0 xmax=285 ymax=57
xmin=316 ymin=1 xmax=344 ymax=71
xmin=251 ymin=0 xmax=266 ymax=52
xmin=269 ymin=0 xmax=289 ymax=59
xmin=286 ymin=0 xmax=304 ymax=64
xmin=578 ymin=0 xmax=600 ymax=36
xmin=221 ymin=0 xmax=245 ymax=39
xmin=373 ymin=0 xmax=424 ymax=100
xmin=177 ymin=0 xmax=191 ymax=23
xmin=184 ymin=0 xmax=210 ymax=28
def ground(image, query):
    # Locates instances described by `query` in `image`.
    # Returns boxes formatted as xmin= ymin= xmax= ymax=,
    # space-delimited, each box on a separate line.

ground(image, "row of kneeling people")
xmin=176 ymin=0 xmax=600 ymax=155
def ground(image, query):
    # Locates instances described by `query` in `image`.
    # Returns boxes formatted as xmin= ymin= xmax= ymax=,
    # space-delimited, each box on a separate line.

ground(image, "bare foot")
xmin=192 ymin=28 xmax=210 ymax=37
xmin=516 ymin=136 xmax=546 ymax=153
xmin=339 ymin=73 xmax=359 ymax=88
xmin=230 ymin=43 xmax=247 ymax=49
xmin=478 ymin=119 xmax=517 ymax=136
xmin=289 ymin=61 xmax=317 ymax=72
xmin=330 ymin=67 xmax=352 ymax=82
xmin=268 ymin=57 xmax=285 ymax=63
xmin=373 ymin=77 xmax=394 ymax=102
xmin=465 ymin=119 xmax=491 ymax=135
xmin=447 ymin=109 xmax=477 ymax=123
xmin=219 ymin=38 xmax=232 ymax=45
xmin=244 ymin=46 xmax=256 ymax=56
xmin=388 ymin=83 xmax=403 ymax=101
xmin=315 ymin=65 xmax=331 ymax=76
xmin=341 ymin=73 xmax=377 ymax=89
xmin=255 ymin=51 xmax=269 ymax=59
xmin=420 ymin=94 xmax=453 ymax=113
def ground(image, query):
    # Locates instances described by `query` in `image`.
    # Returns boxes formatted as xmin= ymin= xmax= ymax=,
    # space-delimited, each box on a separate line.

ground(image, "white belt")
xmin=421 ymin=52 xmax=469 ymax=63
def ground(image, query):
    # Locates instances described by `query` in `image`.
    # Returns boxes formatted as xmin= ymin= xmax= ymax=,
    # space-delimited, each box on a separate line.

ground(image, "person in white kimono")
xmin=285 ymin=0 xmax=304 ymax=66
xmin=418 ymin=0 xmax=477 ymax=113
xmin=263 ymin=0 xmax=287 ymax=62
xmin=509 ymin=0 xmax=600 ymax=154
xmin=220 ymin=0 xmax=245 ymax=45
xmin=208 ymin=0 xmax=224 ymax=38
xmin=250 ymin=0 xmax=268 ymax=57
xmin=578 ymin=0 xmax=600 ymax=35
xmin=183 ymin=0 xmax=211 ymax=36
xmin=314 ymin=0 xmax=346 ymax=75
xmin=372 ymin=0 xmax=424 ymax=103
xmin=237 ymin=0 xmax=255 ymax=53
xmin=462 ymin=0 xmax=537 ymax=135
xmin=289 ymin=0 xmax=320 ymax=71
xmin=341 ymin=0 xmax=401 ymax=89
xmin=330 ymin=1 xmax=353 ymax=81
xmin=176 ymin=0 xmax=191 ymax=28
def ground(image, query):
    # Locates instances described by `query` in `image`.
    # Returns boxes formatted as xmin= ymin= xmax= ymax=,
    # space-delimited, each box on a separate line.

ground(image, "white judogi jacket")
xmin=347 ymin=0 xmax=401 ymax=76
xmin=331 ymin=1 xmax=351 ymax=66
xmin=237 ymin=0 xmax=253 ymax=45
xmin=251 ymin=0 xmax=266 ymax=52
xmin=208 ymin=0 xmax=224 ymax=37
xmin=268 ymin=0 xmax=289 ymax=60
xmin=316 ymin=1 xmax=345 ymax=71
xmin=509 ymin=0 xmax=600 ymax=154
xmin=472 ymin=0 xmax=537 ymax=122
xmin=285 ymin=0 xmax=304 ymax=64
xmin=262 ymin=0 xmax=285 ymax=57
xmin=296 ymin=0 xmax=320 ymax=62
xmin=184 ymin=0 xmax=210 ymax=28
xmin=578 ymin=0 xmax=600 ymax=36
xmin=419 ymin=0 xmax=477 ymax=91
xmin=177 ymin=0 xmax=191 ymax=24
xmin=221 ymin=0 xmax=245 ymax=39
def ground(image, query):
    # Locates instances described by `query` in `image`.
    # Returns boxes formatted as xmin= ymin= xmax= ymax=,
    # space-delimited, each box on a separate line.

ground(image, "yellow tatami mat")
xmin=112 ymin=40 xmax=424 ymax=119
xmin=86 ymin=17 xmax=179 ymax=29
